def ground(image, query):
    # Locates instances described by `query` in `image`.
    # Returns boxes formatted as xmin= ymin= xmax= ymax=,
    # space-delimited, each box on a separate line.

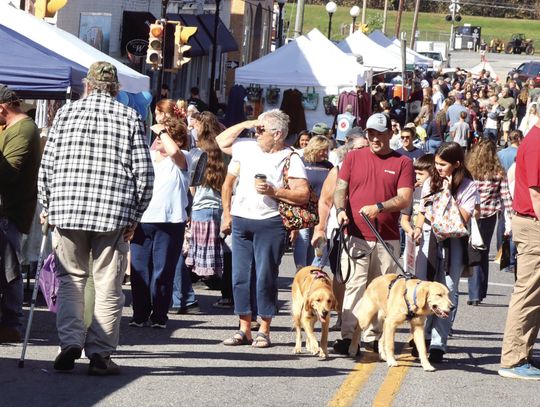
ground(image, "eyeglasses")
xmin=255 ymin=125 xmax=278 ymax=134
xmin=400 ymin=136 xmax=411 ymax=140
xmin=391 ymin=124 xmax=398 ymax=127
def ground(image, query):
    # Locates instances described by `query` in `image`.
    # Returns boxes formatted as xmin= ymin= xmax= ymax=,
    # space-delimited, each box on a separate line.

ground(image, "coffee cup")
xmin=254 ymin=174 xmax=267 ymax=191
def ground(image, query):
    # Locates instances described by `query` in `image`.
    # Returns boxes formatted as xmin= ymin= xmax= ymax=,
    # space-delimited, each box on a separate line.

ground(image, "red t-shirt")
xmin=338 ymin=148 xmax=415 ymax=241
xmin=513 ymin=126 xmax=540 ymax=217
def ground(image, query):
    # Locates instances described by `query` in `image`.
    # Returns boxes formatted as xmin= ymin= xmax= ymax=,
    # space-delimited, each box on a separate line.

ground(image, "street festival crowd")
xmin=0 ymin=59 xmax=539 ymax=380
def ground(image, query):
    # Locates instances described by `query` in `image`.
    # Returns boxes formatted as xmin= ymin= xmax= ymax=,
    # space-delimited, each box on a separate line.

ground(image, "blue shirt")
xmin=497 ymin=146 xmax=518 ymax=172
xmin=396 ymin=147 xmax=425 ymax=161
xmin=303 ymin=159 xmax=333 ymax=197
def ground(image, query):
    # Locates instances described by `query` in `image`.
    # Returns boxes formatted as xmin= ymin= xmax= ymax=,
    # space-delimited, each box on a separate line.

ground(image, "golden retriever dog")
xmin=292 ymin=266 xmax=337 ymax=358
xmin=348 ymin=274 xmax=453 ymax=371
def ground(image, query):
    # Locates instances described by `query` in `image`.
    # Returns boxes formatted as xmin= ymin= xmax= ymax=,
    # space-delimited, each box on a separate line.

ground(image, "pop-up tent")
xmin=235 ymin=34 xmax=368 ymax=129
xmin=337 ymin=31 xmax=401 ymax=72
xmin=0 ymin=23 xmax=86 ymax=98
xmin=0 ymin=2 xmax=149 ymax=94
xmin=369 ymin=30 xmax=433 ymax=68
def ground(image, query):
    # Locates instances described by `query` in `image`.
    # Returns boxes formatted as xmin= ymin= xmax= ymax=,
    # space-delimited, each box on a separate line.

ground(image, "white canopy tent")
xmin=390 ymin=39 xmax=434 ymax=68
xmin=235 ymin=34 xmax=368 ymax=129
xmin=369 ymin=30 xmax=433 ymax=67
xmin=337 ymin=31 xmax=401 ymax=72
xmin=0 ymin=2 xmax=149 ymax=93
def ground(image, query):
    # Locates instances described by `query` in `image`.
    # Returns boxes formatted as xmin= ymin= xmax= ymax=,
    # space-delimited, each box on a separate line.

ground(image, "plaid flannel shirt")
xmin=38 ymin=92 xmax=154 ymax=232
xmin=475 ymin=175 xmax=512 ymax=219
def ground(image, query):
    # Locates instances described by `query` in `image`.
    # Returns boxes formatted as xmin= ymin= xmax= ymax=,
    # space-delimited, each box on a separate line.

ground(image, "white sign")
xmin=449 ymin=3 xmax=461 ymax=13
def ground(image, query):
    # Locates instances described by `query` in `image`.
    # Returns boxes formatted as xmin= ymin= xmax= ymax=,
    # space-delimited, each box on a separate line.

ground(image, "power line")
xmin=426 ymin=0 xmax=537 ymax=13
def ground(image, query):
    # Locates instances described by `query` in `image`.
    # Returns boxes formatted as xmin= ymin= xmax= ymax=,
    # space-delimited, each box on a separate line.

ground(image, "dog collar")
xmin=404 ymin=281 xmax=423 ymax=320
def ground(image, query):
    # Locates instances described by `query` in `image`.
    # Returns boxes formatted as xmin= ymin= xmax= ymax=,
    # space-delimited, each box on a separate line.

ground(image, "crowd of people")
xmin=0 ymin=59 xmax=539 ymax=381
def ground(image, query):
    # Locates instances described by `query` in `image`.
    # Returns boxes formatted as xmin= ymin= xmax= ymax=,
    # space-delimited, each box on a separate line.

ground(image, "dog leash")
xmin=360 ymin=212 xmax=414 ymax=279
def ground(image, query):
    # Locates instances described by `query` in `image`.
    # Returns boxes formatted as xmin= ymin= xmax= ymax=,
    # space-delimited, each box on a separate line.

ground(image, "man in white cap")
xmin=333 ymin=112 xmax=415 ymax=355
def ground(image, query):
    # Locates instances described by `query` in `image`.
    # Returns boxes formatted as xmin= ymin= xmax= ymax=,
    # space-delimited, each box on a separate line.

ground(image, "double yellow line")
xmin=328 ymin=347 xmax=415 ymax=407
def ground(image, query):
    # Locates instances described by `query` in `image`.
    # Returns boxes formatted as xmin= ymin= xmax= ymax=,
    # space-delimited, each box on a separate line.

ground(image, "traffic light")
xmin=146 ymin=22 xmax=164 ymax=69
xmin=173 ymin=25 xmax=198 ymax=68
xmin=34 ymin=0 xmax=68 ymax=19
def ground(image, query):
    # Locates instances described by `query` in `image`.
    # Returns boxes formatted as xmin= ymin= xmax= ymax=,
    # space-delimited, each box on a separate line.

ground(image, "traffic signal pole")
xmin=156 ymin=0 xmax=170 ymax=102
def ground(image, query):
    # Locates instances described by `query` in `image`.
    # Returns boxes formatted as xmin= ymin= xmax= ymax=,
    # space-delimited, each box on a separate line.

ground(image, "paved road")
xmin=0 ymin=242 xmax=538 ymax=407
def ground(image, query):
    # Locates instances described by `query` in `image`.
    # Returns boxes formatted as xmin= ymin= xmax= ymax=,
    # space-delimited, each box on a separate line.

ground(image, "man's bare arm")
xmin=381 ymin=187 xmax=413 ymax=212
xmin=334 ymin=178 xmax=349 ymax=210
xmin=530 ymin=186 xmax=540 ymax=220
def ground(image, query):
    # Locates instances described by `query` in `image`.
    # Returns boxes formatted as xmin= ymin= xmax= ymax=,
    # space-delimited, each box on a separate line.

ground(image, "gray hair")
xmin=259 ymin=109 xmax=289 ymax=139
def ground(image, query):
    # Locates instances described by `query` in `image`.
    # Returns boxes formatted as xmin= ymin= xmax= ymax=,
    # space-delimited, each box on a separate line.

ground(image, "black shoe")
xmin=364 ymin=340 xmax=379 ymax=353
xmin=429 ymin=348 xmax=445 ymax=363
xmin=467 ymin=300 xmax=480 ymax=306
xmin=88 ymin=354 xmax=121 ymax=376
xmin=410 ymin=339 xmax=430 ymax=358
xmin=0 ymin=325 xmax=22 ymax=343
xmin=54 ymin=345 xmax=82 ymax=371
xmin=333 ymin=338 xmax=359 ymax=356
xmin=177 ymin=301 xmax=200 ymax=314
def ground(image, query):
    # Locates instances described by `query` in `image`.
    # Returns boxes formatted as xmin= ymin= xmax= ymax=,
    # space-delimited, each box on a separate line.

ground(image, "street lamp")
xmin=325 ymin=1 xmax=337 ymax=40
xmin=350 ymin=6 xmax=360 ymax=33
xmin=277 ymin=0 xmax=286 ymax=48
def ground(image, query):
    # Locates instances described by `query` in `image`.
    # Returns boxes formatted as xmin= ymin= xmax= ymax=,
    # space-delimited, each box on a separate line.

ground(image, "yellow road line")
xmin=328 ymin=352 xmax=380 ymax=407
xmin=372 ymin=350 xmax=415 ymax=407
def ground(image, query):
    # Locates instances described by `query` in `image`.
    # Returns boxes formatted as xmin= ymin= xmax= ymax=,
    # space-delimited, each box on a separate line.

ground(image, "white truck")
xmin=415 ymin=41 xmax=450 ymax=70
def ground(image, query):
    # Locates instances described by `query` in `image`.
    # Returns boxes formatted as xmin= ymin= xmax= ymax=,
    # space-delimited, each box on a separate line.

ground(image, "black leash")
xmin=334 ymin=223 xmax=377 ymax=285
xmin=360 ymin=212 xmax=414 ymax=279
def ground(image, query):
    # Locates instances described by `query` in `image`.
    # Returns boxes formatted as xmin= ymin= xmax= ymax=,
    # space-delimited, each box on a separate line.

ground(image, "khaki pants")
xmin=501 ymin=215 xmax=540 ymax=368
xmin=340 ymin=236 xmax=400 ymax=341
xmin=53 ymin=228 xmax=128 ymax=357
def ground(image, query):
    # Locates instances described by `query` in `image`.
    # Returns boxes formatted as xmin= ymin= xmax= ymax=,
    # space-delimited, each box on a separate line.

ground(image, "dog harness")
xmin=387 ymin=275 xmax=423 ymax=320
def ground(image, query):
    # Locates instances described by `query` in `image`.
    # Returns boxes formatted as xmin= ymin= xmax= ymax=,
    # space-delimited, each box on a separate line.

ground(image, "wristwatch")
xmin=376 ymin=202 xmax=384 ymax=213
xmin=336 ymin=207 xmax=346 ymax=216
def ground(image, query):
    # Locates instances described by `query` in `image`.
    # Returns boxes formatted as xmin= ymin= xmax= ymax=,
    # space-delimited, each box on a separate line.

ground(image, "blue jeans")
xmin=130 ymin=222 xmax=185 ymax=325
xmin=293 ymin=227 xmax=314 ymax=269
xmin=231 ymin=215 xmax=287 ymax=318
xmin=171 ymin=254 xmax=196 ymax=308
xmin=0 ymin=217 xmax=23 ymax=331
xmin=484 ymin=128 xmax=498 ymax=143
xmin=468 ymin=214 xmax=497 ymax=301
xmin=425 ymin=237 xmax=464 ymax=352
xmin=426 ymin=139 xmax=442 ymax=154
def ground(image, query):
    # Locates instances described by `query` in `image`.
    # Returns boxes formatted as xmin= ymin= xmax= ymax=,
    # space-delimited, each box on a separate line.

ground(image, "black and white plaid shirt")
xmin=38 ymin=92 xmax=154 ymax=232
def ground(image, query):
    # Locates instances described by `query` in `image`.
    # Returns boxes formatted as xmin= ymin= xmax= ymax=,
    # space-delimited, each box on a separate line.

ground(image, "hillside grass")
xmin=284 ymin=3 xmax=540 ymax=48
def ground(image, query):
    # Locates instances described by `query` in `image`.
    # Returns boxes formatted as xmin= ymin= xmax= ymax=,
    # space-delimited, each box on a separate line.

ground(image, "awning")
xmin=198 ymin=14 xmax=238 ymax=53
xmin=166 ymin=13 xmax=238 ymax=56
xmin=121 ymin=11 xmax=156 ymax=57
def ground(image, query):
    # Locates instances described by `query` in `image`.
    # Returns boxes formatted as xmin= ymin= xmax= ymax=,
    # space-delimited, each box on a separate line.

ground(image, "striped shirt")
xmin=38 ymin=92 xmax=154 ymax=232
xmin=475 ymin=175 xmax=512 ymax=219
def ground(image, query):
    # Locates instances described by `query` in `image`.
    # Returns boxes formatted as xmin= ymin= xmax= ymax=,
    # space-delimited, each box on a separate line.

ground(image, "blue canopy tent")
xmin=0 ymin=24 xmax=87 ymax=99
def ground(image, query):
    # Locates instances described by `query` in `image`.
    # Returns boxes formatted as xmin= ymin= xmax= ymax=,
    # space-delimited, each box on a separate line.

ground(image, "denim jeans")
xmin=484 ymin=128 xmax=498 ymax=143
xmin=293 ymin=227 xmax=314 ymax=269
xmin=0 ymin=217 xmax=23 ymax=331
xmin=171 ymin=254 xmax=196 ymax=308
xmin=425 ymin=237 xmax=464 ymax=352
xmin=130 ymin=222 xmax=185 ymax=325
xmin=426 ymin=139 xmax=442 ymax=154
xmin=468 ymin=214 xmax=497 ymax=301
xmin=231 ymin=215 xmax=287 ymax=318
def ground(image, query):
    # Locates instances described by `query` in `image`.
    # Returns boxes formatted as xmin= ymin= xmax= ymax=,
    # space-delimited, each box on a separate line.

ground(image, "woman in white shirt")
xmin=129 ymin=117 xmax=191 ymax=329
xmin=216 ymin=109 xmax=310 ymax=348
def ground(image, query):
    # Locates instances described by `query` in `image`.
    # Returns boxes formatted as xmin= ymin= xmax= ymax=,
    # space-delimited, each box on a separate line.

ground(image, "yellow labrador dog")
xmin=292 ymin=266 xmax=337 ymax=359
xmin=349 ymin=274 xmax=453 ymax=371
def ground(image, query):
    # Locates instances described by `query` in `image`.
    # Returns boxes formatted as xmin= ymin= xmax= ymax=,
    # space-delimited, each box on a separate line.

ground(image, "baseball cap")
xmin=86 ymin=61 xmax=119 ymax=84
xmin=365 ymin=113 xmax=392 ymax=133
xmin=0 ymin=84 xmax=20 ymax=104
xmin=311 ymin=122 xmax=330 ymax=135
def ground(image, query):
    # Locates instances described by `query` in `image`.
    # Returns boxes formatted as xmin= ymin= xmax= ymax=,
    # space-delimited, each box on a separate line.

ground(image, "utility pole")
xmin=382 ymin=0 xmax=389 ymax=35
xmin=293 ymin=0 xmax=305 ymax=38
xmin=361 ymin=0 xmax=367 ymax=25
xmin=411 ymin=0 xmax=421 ymax=49
xmin=395 ymin=0 xmax=404 ymax=39
xmin=209 ymin=0 xmax=221 ymax=113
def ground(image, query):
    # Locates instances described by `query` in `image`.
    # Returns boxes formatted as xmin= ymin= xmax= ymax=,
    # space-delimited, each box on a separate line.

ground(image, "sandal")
xmin=251 ymin=332 xmax=271 ymax=348
xmin=223 ymin=330 xmax=252 ymax=346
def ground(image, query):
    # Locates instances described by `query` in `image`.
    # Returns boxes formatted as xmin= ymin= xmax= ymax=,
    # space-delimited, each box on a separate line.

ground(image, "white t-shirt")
xmin=141 ymin=150 xmax=191 ymax=223
xmin=230 ymin=139 xmax=307 ymax=220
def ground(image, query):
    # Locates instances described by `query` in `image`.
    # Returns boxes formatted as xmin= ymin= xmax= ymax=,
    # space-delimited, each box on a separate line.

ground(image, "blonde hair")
xmin=303 ymin=135 xmax=331 ymax=163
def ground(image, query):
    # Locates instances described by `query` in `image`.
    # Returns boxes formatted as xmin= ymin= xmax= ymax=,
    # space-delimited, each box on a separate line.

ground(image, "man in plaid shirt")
xmin=38 ymin=61 xmax=154 ymax=376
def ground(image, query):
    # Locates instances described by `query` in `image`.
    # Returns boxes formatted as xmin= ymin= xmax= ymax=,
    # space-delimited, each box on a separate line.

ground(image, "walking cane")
xmin=19 ymin=219 xmax=49 ymax=368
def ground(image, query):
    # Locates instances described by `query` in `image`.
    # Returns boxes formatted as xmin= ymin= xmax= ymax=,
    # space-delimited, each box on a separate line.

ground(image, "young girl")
xmin=415 ymin=142 xmax=479 ymax=363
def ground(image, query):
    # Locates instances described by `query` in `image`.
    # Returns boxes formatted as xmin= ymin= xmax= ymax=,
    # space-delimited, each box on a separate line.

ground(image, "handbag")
xmin=38 ymin=253 xmax=59 ymax=313
xmin=323 ymin=95 xmax=338 ymax=116
xmin=430 ymin=188 xmax=469 ymax=242
xmin=494 ymin=236 xmax=511 ymax=271
xmin=278 ymin=152 xmax=319 ymax=231
xmin=301 ymin=87 xmax=319 ymax=111
xmin=265 ymin=85 xmax=281 ymax=106
xmin=467 ymin=217 xmax=486 ymax=267
xmin=246 ymin=84 xmax=263 ymax=102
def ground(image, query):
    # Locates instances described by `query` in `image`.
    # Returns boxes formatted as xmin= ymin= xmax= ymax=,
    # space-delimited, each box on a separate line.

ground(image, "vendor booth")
xmin=369 ymin=30 xmax=433 ymax=68
xmin=337 ymin=31 xmax=402 ymax=72
xmin=235 ymin=31 xmax=369 ymax=131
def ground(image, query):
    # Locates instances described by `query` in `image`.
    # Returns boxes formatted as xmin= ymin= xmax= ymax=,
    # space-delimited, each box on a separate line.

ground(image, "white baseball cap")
xmin=365 ymin=113 xmax=391 ymax=133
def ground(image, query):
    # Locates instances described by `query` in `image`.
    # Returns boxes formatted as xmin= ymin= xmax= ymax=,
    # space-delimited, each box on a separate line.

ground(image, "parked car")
xmin=507 ymin=61 xmax=540 ymax=86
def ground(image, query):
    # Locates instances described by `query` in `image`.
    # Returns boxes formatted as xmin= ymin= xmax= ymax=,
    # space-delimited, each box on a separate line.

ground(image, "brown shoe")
xmin=88 ymin=354 xmax=121 ymax=376
xmin=0 ymin=325 xmax=22 ymax=343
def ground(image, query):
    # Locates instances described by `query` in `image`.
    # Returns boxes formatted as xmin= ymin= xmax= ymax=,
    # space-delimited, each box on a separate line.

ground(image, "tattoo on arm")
xmin=334 ymin=179 xmax=349 ymax=210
